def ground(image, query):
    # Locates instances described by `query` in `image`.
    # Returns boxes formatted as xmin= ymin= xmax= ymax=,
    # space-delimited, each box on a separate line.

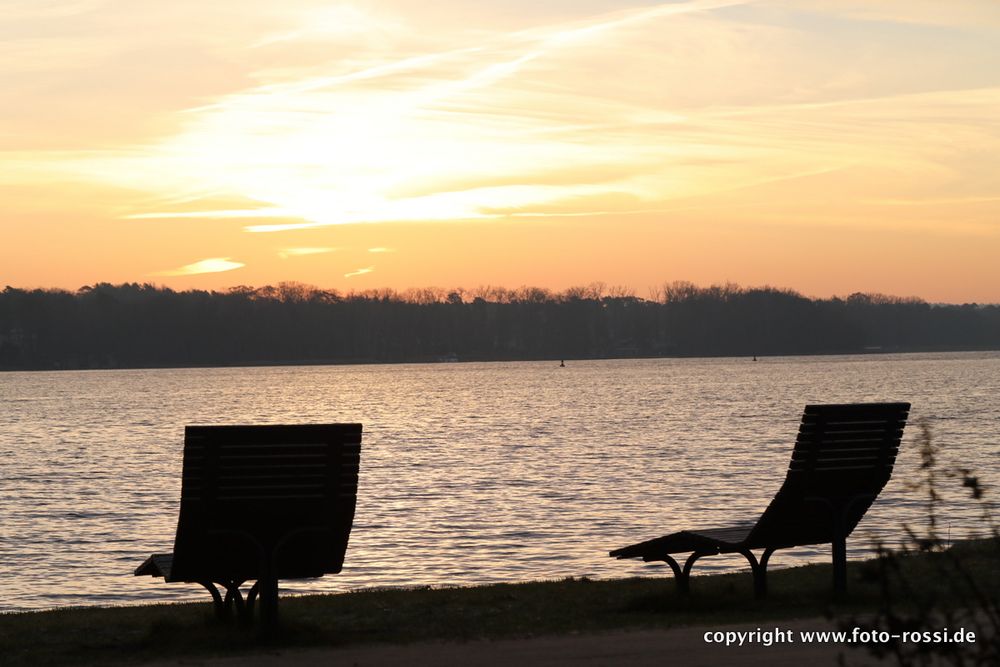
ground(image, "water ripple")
xmin=1 ymin=352 xmax=998 ymax=611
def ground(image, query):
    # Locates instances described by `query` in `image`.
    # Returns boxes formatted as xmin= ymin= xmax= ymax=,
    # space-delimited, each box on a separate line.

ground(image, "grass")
xmin=2 ymin=539 xmax=997 ymax=667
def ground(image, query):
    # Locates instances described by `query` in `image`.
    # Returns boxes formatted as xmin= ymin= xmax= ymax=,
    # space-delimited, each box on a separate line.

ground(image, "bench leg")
xmin=663 ymin=549 xmax=774 ymax=598
xmin=258 ymin=576 xmax=279 ymax=632
xmin=661 ymin=551 xmax=712 ymax=595
xmin=198 ymin=581 xmax=225 ymax=618
xmin=759 ymin=547 xmax=776 ymax=596
xmin=223 ymin=580 xmax=246 ymax=616
xmin=738 ymin=547 xmax=776 ymax=598
xmin=657 ymin=552 xmax=711 ymax=595
xmin=681 ymin=551 xmax=711 ymax=594
xmin=658 ymin=554 xmax=685 ymax=593
xmin=244 ymin=581 xmax=260 ymax=618
xmin=832 ymin=534 xmax=847 ymax=594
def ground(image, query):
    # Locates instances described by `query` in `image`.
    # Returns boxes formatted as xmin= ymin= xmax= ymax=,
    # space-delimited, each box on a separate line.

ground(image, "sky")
xmin=2 ymin=0 xmax=1000 ymax=302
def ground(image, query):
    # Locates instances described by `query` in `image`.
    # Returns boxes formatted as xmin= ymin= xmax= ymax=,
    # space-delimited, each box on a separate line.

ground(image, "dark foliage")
xmin=1 ymin=281 xmax=998 ymax=370
xmin=840 ymin=422 xmax=999 ymax=666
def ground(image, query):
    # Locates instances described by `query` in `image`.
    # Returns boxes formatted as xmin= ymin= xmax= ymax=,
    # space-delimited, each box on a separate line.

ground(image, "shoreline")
xmin=2 ymin=346 xmax=998 ymax=374
xmin=2 ymin=540 xmax=996 ymax=666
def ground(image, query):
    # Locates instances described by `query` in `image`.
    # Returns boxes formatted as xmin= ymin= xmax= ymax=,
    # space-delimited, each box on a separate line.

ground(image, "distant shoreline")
xmin=2 ymin=345 xmax=999 ymax=374
xmin=4 ymin=284 xmax=998 ymax=372
xmin=4 ymin=346 xmax=1000 ymax=373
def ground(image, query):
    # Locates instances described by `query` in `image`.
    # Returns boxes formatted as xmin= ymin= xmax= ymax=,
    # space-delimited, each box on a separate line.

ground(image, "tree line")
xmin=0 ymin=281 xmax=998 ymax=370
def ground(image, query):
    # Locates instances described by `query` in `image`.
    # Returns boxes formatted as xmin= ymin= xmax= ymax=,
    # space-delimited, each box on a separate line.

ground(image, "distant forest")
xmin=1 ymin=282 xmax=998 ymax=370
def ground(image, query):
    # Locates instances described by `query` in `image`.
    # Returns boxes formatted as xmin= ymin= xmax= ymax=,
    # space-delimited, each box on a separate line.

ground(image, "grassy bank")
xmin=2 ymin=540 xmax=997 ymax=667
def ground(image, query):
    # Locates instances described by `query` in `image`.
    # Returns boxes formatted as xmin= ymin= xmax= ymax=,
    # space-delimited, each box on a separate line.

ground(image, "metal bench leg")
xmin=809 ymin=494 xmax=869 ymax=595
xmin=831 ymin=502 xmax=849 ymax=594
xmin=223 ymin=580 xmax=246 ymax=616
xmin=832 ymin=534 xmax=847 ymax=594
xmin=259 ymin=575 xmax=279 ymax=632
xmin=243 ymin=581 xmax=260 ymax=621
xmin=198 ymin=581 xmax=225 ymax=618
xmin=656 ymin=552 xmax=710 ymax=595
xmin=738 ymin=547 xmax=776 ymax=598
xmin=679 ymin=551 xmax=712 ymax=594
xmin=658 ymin=554 xmax=686 ymax=594
xmin=759 ymin=547 xmax=776 ymax=597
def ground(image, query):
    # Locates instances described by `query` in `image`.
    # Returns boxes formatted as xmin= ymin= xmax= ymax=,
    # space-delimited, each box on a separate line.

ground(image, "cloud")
xmin=151 ymin=257 xmax=245 ymax=276
xmin=30 ymin=0 xmax=760 ymax=230
xmin=344 ymin=266 xmax=374 ymax=278
xmin=245 ymin=220 xmax=335 ymax=233
xmin=278 ymin=246 xmax=336 ymax=259
xmin=6 ymin=0 xmax=1000 ymax=246
xmin=252 ymin=4 xmax=401 ymax=48
xmin=126 ymin=208 xmax=292 ymax=220
xmin=770 ymin=0 xmax=1000 ymax=29
xmin=367 ymin=247 xmax=395 ymax=253
xmin=1 ymin=0 xmax=108 ymax=21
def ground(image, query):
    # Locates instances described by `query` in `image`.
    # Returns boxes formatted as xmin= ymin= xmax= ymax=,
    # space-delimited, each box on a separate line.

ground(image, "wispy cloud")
xmin=4 ymin=0 xmax=1000 ymax=298
xmin=152 ymin=257 xmax=245 ymax=276
xmin=367 ymin=247 xmax=395 ymax=253
xmin=93 ymin=0 xmax=996 ymax=240
xmin=344 ymin=266 xmax=374 ymax=278
xmin=126 ymin=208 xmax=292 ymax=220
xmin=2 ymin=0 xmax=108 ymax=21
xmin=278 ymin=246 xmax=336 ymax=259
xmin=251 ymin=4 xmax=401 ymax=48
xmin=13 ymin=0 xmax=1000 ymax=240
xmin=44 ymin=0 xmax=769 ymax=231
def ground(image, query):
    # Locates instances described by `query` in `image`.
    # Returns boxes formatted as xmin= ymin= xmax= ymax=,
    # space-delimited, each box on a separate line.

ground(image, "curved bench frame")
xmin=610 ymin=402 xmax=911 ymax=598
xmin=657 ymin=547 xmax=778 ymax=598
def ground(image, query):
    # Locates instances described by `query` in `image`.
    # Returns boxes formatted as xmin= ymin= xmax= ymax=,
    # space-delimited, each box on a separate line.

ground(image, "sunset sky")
xmin=3 ymin=1 xmax=1000 ymax=302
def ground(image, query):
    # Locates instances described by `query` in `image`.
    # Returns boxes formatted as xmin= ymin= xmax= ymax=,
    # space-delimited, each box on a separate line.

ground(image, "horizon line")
xmin=3 ymin=280 xmax=997 ymax=307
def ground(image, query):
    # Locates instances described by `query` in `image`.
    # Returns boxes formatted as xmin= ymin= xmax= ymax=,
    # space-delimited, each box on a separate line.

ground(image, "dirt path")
xmin=141 ymin=617 xmax=894 ymax=666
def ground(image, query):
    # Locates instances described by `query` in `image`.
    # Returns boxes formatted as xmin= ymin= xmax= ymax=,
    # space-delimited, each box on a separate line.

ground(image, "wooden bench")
xmin=135 ymin=423 xmax=363 ymax=624
xmin=610 ymin=403 xmax=910 ymax=596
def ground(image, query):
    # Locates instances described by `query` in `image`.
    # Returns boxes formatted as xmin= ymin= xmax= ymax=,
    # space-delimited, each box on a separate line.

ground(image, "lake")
xmin=2 ymin=352 xmax=998 ymax=612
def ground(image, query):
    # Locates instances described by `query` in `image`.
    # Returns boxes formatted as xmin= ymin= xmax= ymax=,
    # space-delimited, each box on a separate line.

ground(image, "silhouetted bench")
xmin=135 ymin=424 xmax=363 ymax=624
xmin=610 ymin=403 xmax=910 ymax=596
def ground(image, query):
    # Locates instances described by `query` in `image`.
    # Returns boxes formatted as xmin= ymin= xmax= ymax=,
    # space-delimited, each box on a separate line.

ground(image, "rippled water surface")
xmin=2 ymin=353 xmax=999 ymax=611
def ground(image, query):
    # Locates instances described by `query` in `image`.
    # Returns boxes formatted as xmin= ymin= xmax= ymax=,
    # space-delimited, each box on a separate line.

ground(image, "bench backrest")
xmin=746 ymin=403 xmax=910 ymax=549
xmin=168 ymin=423 xmax=363 ymax=583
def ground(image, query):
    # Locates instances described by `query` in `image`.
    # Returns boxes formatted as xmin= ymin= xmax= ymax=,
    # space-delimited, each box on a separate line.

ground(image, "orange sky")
xmin=3 ymin=1 xmax=1000 ymax=302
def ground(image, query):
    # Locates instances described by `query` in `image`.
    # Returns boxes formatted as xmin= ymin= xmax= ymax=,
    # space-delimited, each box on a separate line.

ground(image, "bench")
xmin=610 ymin=403 xmax=910 ymax=596
xmin=135 ymin=423 xmax=363 ymax=624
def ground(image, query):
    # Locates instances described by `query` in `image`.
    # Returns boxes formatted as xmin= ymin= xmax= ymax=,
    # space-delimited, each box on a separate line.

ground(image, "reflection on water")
xmin=2 ymin=352 xmax=998 ymax=611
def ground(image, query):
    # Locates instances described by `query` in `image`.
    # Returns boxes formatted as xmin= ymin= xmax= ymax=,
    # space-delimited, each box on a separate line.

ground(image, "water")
xmin=2 ymin=352 xmax=998 ymax=612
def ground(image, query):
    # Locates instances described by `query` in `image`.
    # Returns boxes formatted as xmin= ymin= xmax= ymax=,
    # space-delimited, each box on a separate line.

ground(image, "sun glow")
xmin=55 ymin=1 xmax=775 ymax=231
xmin=2 ymin=1 xmax=1000 ymax=300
